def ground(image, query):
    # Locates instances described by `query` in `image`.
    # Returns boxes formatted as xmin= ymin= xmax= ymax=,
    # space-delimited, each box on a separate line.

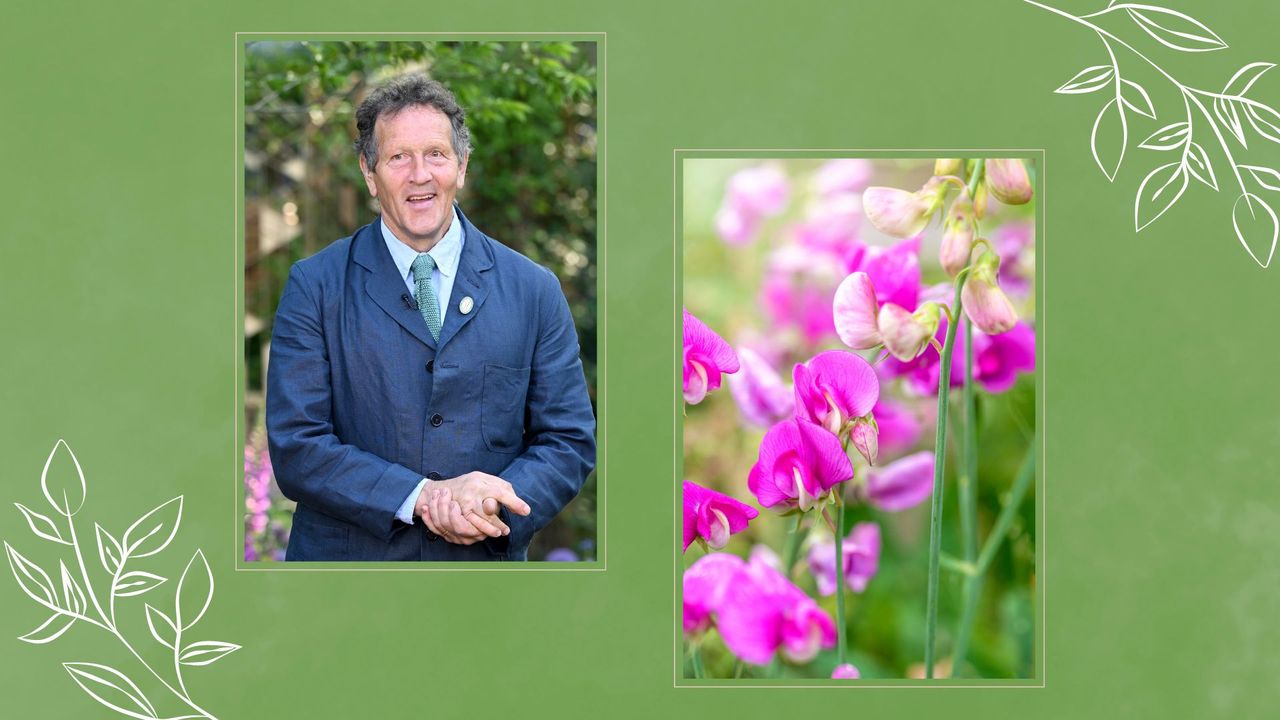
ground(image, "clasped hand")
xmin=415 ymin=471 xmax=531 ymax=545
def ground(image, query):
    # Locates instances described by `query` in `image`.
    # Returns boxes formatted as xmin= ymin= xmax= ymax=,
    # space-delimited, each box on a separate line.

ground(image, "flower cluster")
xmin=683 ymin=159 xmax=1037 ymax=680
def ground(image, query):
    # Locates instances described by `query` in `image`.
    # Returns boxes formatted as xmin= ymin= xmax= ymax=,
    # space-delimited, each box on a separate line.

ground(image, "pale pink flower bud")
xmin=862 ymin=178 xmax=944 ymax=238
xmin=985 ymin=159 xmax=1032 ymax=205
xmin=832 ymin=663 xmax=861 ymax=679
xmin=961 ymin=250 xmax=1018 ymax=334
xmin=939 ymin=195 xmax=975 ymax=277
xmin=850 ymin=417 xmax=878 ymax=466
xmin=878 ymin=301 xmax=940 ymax=362
xmin=934 ymin=158 xmax=962 ymax=177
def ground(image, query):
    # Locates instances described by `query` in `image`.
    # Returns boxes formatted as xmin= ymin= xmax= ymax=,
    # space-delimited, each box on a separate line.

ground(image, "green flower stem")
xmin=781 ymin=514 xmax=805 ymax=577
xmin=834 ymin=494 xmax=848 ymax=666
xmin=951 ymin=317 xmax=980 ymax=677
xmin=924 ymin=271 xmax=968 ymax=679
xmin=975 ymin=447 xmax=1036 ymax=576
xmin=691 ymin=643 xmax=706 ymax=679
xmin=966 ymin=159 xmax=986 ymax=198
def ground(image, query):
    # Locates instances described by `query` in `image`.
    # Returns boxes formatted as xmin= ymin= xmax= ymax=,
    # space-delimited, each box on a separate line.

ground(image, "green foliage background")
xmin=243 ymin=40 xmax=598 ymax=560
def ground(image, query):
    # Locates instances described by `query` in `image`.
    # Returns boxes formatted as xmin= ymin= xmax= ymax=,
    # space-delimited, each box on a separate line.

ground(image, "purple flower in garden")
xmin=833 ymin=271 xmax=940 ymax=362
xmin=545 ymin=548 xmax=579 ymax=562
xmin=832 ymin=663 xmax=862 ymax=679
xmin=715 ymin=165 xmax=790 ymax=245
xmin=683 ymin=308 xmax=740 ymax=405
xmin=961 ymin=250 xmax=1018 ymax=335
xmin=683 ymin=480 xmax=760 ymax=551
xmin=683 ymin=552 xmax=745 ymax=634
xmin=995 ymin=222 xmax=1034 ymax=297
xmin=793 ymin=350 xmax=879 ymax=436
xmin=883 ymin=317 xmax=1035 ymax=396
xmin=859 ymin=236 xmax=921 ymax=311
xmin=807 ymin=522 xmax=881 ymax=595
xmin=728 ymin=346 xmax=794 ymax=428
xmin=815 ymin=159 xmax=873 ymax=197
xmin=748 ymin=419 xmax=854 ymax=512
xmin=792 ymin=196 xmax=866 ymax=261
xmin=717 ymin=556 xmax=838 ymax=665
xmin=872 ymin=395 xmax=922 ymax=456
xmin=865 ymin=451 xmax=935 ymax=512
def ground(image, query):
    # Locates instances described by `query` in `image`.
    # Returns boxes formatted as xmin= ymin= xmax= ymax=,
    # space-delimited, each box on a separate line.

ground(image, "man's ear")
xmin=457 ymin=152 xmax=469 ymax=190
xmin=358 ymin=154 xmax=378 ymax=198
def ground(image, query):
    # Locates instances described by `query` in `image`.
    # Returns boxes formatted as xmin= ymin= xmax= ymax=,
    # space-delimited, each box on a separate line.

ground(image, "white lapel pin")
xmin=459 ymin=296 xmax=474 ymax=315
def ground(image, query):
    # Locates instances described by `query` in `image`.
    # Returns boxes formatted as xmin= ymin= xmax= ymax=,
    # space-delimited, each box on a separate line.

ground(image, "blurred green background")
xmin=681 ymin=158 xmax=1037 ymax=679
xmin=242 ymin=40 xmax=598 ymax=562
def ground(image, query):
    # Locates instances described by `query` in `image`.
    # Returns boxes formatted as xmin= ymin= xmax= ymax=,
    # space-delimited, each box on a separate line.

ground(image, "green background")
xmin=2 ymin=0 xmax=1278 ymax=717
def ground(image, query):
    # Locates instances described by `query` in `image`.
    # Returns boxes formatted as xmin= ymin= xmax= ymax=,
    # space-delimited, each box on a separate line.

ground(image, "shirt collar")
xmin=379 ymin=206 xmax=465 ymax=283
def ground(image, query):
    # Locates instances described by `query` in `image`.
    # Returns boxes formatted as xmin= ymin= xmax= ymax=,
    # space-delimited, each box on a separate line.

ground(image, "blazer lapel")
xmin=437 ymin=207 xmax=493 ymax=351
xmin=353 ymin=219 xmax=437 ymax=350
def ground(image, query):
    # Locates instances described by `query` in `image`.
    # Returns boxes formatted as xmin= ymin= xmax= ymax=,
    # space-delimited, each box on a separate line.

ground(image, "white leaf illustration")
xmin=1244 ymin=102 xmax=1280 ymax=144
xmin=122 ymin=496 xmax=183 ymax=559
xmin=5 ymin=541 xmax=60 ymax=612
xmin=63 ymin=662 xmax=158 ymax=720
xmin=1092 ymin=98 xmax=1128 ymax=181
xmin=96 ymin=523 xmax=124 ymax=575
xmin=1055 ymin=65 xmax=1114 ymax=94
xmin=1214 ymin=96 xmax=1248 ymax=146
xmin=178 ymin=640 xmax=242 ymax=667
xmin=14 ymin=502 xmax=69 ymax=545
xmin=145 ymin=604 xmax=177 ymax=650
xmin=1184 ymin=142 xmax=1218 ymax=190
xmin=176 ymin=549 xmax=214 ymax=631
xmin=59 ymin=561 xmax=87 ymax=616
xmin=1135 ymin=161 xmax=1189 ymax=231
xmin=1120 ymin=4 xmax=1228 ymax=53
xmin=1138 ymin=122 xmax=1190 ymax=150
xmin=1120 ymin=78 xmax=1156 ymax=118
xmin=41 ymin=439 xmax=86 ymax=517
xmin=1240 ymin=164 xmax=1280 ymax=192
xmin=113 ymin=571 xmax=167 ymax=598
xmin=1233 ymin=193 xmax=1278 ymax=267
xmin=1224 ymin=62 xmax=1275 ymax=97
xmin=18 ymin=612 xmax=76 ymax=644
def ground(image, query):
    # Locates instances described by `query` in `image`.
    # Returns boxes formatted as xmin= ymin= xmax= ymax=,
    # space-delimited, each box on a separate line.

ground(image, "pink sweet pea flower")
xmin=865 ymin=451 xmax=935 ymax=511
xmin=877 ymin=301 xmax=940 ymax=362
xmin=832 ymin=271 xmax=882 ymax=350
xmin=748 ymin=419 xmax=854 ymax=512
xmin=808 ymin=522 xmax=882 ymax=595
xmin=793 ymin=350 xmax=880 ymax=436
xmin=714 ymin=165 xmax=790 ymax=245
xmin=961 ymin=250 xmax=1018 ymax=335
xmin=683 ymin=552 xmax=745 ymax=635
xmin=683 ymin=309 xmax=740 ymax=404
xmin=995 ymin=221 xmax=1035 ymax=297
xmin=872 ymin=395 xmax=922 ymax=455
xmin=863 ymin=178 xmax=945 ymax=238
xmin=974 ymin=321 xmax=1035 ymax=393
xmin=728 ymin=347 xmax=794 ymax=428
xmin=717 ymin=555 xmax=837 ymax=665
xmin=860 ymin=236 xmax=922 ymax=312
xmin=832 ymin=663 xmax=862 ymax=679
xmin=682 ymin=480 xmax=760 ymax=551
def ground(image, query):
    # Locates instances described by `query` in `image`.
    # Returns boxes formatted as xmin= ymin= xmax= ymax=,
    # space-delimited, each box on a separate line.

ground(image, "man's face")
xmin=360 ymin=105 xmax=469 ymax=250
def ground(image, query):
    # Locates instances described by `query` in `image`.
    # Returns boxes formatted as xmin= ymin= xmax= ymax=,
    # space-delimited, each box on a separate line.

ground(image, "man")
xmin=266 ymin=75 xmax=596 ymax=561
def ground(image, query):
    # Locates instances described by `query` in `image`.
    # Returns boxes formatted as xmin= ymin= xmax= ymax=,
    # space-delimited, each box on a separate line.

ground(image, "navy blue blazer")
xmin=266 ymin=207 xmax=595 ymax=561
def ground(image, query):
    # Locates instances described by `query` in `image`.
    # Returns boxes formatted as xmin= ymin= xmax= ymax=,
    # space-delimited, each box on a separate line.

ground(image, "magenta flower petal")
xmin=872 ymin=396 xmax=922 ymax=455
xmin=832 ymin=663 xmax=861 ymax=679
xmin=793 ymin=351 xmax=880 ymax=434
xmin=728 ymin=347 xmax=794 ymax=428
xmin=833 ymin=271 xmax=882 ymax=350
xmin=682 ymin=480 xmax=760 ymax=551
xmin=977 ymin=321 xmax=1035 ymax=393
xmin=748 ymin=419 xmax=854 ymax=512
xmin=807 ymin=522 xmax=882 ymax=595
xmin=683 ymin=309 xmax=740 ymax=404
xmin=683 ymin=553 xmax=745 ymax=634
xmin=717 ymin=556 xmax=836 ymax=665
xmin=861 ymin=236 xmax=922 ymax=311
xmin=866 ymin=451 xmax=935 ymax=511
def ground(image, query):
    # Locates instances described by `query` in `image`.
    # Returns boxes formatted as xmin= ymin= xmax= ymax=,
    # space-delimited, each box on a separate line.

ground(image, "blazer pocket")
xmin=481 ymin=363 xmax=531 ymax=453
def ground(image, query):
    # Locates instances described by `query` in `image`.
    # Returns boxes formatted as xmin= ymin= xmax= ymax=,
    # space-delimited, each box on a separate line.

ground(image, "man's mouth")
xmin=406 ymin=193 xmax=436 ymax=204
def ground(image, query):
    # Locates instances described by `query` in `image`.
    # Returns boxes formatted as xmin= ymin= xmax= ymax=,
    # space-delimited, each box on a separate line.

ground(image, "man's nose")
xmin=410 ymin=156 xmax=431 ymax=184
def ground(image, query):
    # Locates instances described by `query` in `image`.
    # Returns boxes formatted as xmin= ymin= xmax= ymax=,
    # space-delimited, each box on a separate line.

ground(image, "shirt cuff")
xmin=395 ymin=478 xmax=431 ymax=524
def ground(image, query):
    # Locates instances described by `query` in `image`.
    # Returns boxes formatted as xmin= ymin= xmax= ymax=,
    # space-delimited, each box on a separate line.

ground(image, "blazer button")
xmin=428 ymin=471 xmax=442 ymax=480
xmin=430 ymin=413 xmax=443 ymax=427
xmin=426 ymin=359 xmax=434 ymax=373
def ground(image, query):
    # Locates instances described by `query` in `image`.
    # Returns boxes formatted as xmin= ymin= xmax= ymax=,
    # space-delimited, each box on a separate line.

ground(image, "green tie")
xmin=411 ymin=254 xmax=442 ymax=341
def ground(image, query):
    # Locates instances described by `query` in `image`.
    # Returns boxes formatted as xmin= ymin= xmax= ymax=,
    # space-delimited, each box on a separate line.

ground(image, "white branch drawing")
xmin=1028 ymin=0 xmax=1280 ymax=267
xmin=5 ymin=440 xmax=239 ymax=720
